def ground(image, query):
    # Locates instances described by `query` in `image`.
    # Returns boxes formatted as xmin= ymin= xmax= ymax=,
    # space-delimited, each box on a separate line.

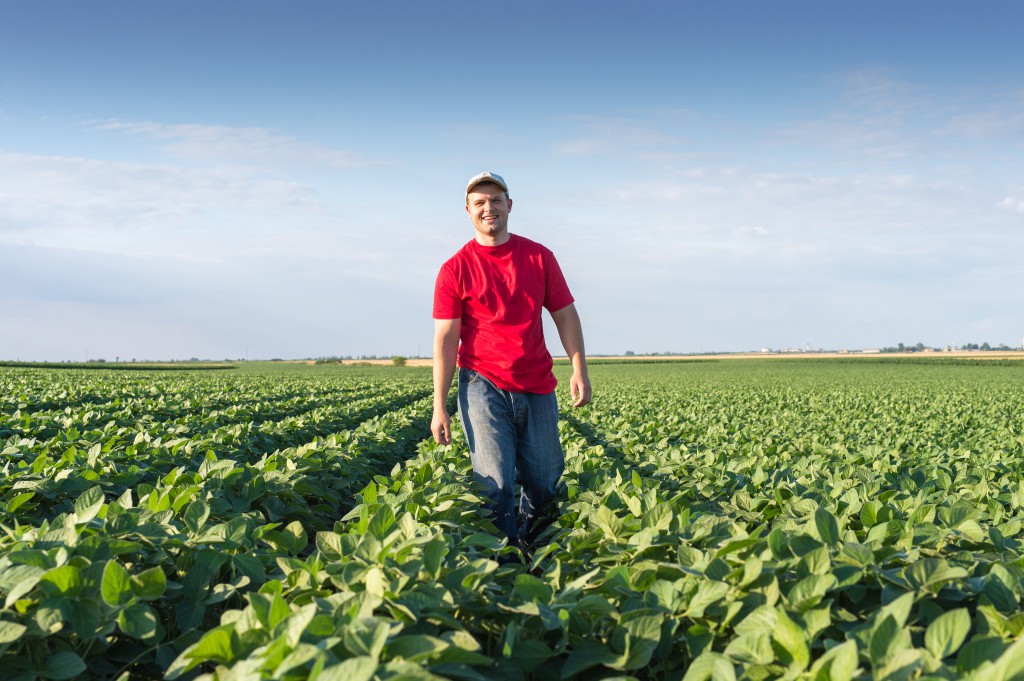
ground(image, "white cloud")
xmin=93 ymin=119 xmax=372 ymax=167
xmin=1000 ymin=197 xmax=1024 ymax=212
xmin=553 ymin=116 xmax=681 ymax=157
xmin=0 ymin=150 xmax=321 ymax=244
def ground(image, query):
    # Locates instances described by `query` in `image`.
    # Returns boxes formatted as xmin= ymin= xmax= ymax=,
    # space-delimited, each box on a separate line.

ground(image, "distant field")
xmin=2 ymin=360 xmax=1024 ymax=679
xmin=0 ymin=361 xmax=237 ymax=370
xmin=339 ymin=350 xmax=1024 ymax=368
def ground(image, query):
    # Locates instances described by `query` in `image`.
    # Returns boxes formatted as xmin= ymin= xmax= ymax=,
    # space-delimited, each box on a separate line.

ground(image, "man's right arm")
xmin=431 ymin=317 xmax=461 ymax=445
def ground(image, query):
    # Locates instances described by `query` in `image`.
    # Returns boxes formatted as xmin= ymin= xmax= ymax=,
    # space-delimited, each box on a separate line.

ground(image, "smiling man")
xmin=432 ymin=171 xmax=591 ymax=557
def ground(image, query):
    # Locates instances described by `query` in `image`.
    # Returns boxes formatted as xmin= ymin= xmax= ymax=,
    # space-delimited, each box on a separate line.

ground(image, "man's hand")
xmin=569 ymin=370 xmax=592 ymax=408
xmin=432 ymin=407 xmax=452 ymax=445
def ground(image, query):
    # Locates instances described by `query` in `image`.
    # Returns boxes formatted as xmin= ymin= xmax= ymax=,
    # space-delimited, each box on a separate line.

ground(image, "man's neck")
xmin=475 ymin=231 xmax=512 ymax=247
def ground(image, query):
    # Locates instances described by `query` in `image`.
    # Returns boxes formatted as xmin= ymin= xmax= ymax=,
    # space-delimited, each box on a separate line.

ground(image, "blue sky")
xmin=2 ymin=1 xmax=1022 ymax=360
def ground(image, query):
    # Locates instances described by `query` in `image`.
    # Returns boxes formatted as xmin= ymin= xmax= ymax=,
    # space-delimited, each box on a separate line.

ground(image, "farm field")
xmin=2 ymin=359 xmax=1024 ymax=680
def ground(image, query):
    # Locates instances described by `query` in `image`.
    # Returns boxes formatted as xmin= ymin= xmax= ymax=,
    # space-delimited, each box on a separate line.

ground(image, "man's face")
xmin=466 ymin=183 xmax=512 ymax=242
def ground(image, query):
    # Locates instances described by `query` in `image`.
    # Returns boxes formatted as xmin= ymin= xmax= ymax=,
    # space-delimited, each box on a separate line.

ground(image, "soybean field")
xmin=2 ymin=359 xmax=1024 ymax=681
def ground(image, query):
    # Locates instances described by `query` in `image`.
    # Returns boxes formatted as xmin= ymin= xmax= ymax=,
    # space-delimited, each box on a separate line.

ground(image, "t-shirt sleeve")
xmin=542 ymin=249 xmax=575 ymax=312
xmin=432 ymin=263 xmax=463 ymax=319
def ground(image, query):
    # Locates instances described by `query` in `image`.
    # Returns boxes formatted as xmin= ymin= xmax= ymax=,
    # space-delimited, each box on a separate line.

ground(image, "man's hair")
xmin=466 ymin=181 xmax=510 ymax=204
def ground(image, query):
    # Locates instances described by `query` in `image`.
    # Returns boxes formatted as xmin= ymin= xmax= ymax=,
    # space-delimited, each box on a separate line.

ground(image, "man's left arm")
xmin=550 ymin=303 xmax=592 ymax=407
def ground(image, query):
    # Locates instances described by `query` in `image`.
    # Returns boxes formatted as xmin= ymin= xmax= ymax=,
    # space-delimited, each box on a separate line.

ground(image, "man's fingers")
xmin=571 ymin=379 xmax=591 ymax=407
xmin=431 ymin=413 xmax=452 ymax=445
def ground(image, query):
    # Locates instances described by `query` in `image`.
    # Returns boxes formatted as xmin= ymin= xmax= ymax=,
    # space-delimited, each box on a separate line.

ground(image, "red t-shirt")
xmin=433 ymin=234 xmax=574 ymax=393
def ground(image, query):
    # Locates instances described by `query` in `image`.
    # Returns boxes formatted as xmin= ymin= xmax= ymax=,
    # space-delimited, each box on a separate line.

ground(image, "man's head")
xmin=465 ymin=171 xmax=509 ymax=204
xmin=466 ymin=171 xmax=512 ymax=244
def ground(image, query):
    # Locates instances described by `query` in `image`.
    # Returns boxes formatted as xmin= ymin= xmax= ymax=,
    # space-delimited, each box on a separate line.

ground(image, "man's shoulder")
xmin=510 ymin=234 xmax=555 ymax=256
xmin=440 ymin=239 xmax=477 ymax=267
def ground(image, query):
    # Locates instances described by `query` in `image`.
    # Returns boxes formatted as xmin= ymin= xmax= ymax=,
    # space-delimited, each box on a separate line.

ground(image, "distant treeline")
xmin=818 ymin=357 xmax=1024 ymax=368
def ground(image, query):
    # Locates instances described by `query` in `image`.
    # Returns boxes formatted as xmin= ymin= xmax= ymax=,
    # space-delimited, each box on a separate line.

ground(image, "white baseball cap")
xmin=466 ymin=171 xmax=509 ymax=197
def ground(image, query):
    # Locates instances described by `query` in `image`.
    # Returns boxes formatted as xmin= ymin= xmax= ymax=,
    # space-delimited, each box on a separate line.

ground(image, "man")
xmin=431 ymin=171 xmax=591 ymax=552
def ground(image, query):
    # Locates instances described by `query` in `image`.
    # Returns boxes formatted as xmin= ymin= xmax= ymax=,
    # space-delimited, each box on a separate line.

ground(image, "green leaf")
xmin=132 ymin=567 xmax=166 ymax=601
xmin=385 ymin=634 xmax=448 ymax=663
xmin=809 ymin=640 xmax=858 ymax=681
xmin=814 ymin=507 xmax=841 ymax=546
xmin=619 ymin=613 xmax=664 ymax=670
xmin=38 ymin=565 xmax=81 ymax=597
xmin=682 ymin=651 xmax=737 ymax=681
xmin=422 ymin=536 xmax=447 ymax=578
xmin=772 ymin=608 xmax=810 ymax=673
xmin=768 ymin=528 xmax=791 ymax=559
xmin=514 ymin=574 xmax=553 ymax=604
xmin=991 ymin=637 xmax=1024 ymax=681
xmin=787 ymin=574 xmax=837 ymax=612
xmin=877 ymin=591 xmax=915 ymax=629
xmin=183 ymin=624 xmax=239 ymax=669
xmin=870 ymin=615 xmax=902 ymax=667
xmin=938 ymin=501 xmax=976 ymax=528
xmin=925 ymin=608 xmax=971 ymax=660
xmin=799 ymin=547 xmax=831 ymax=577
xmin=343 ymin=618 xmax=390 ymax=659
xmin=183 ymin=500 xmax=210 ymax=534
xmin=905 ymin=558 xmax=968 ymax=592
xmin=366 ymin=505 xmax=396 ymax=539
xmin=641 ymin=502 xmax=674 ymax=531
xmin=101 ymin=560 xmax=133 ymax=607
xmin=315 ymin=657 xmax=378 ymax=681
xmin=266 ymin=593 xmax=292 ymax=630
xmin=838 ymin=543 xmax=875 ymax=567
xmin=119 ymin=602 xmax=159 ymax=639
xmin=283 ymin=604 xmax=317 ymax=648
xmin=685 ymin=579 xmax=730 ymax=618
xmin=984 ymin=565 xmax=1020 ymax=614
xmin=73 ymin=486 xmax=104 ymax=524
xmin=238 ymin=556 xmax=269 ymax=587
xmin=509 ymin=638 xmax=554 ymax=673
xmin=282 ymin=520 xmax=308 ymax=554
xmin=592 ymin=505 xmax=623 ymax=539
xmin=561 ymin=639 xmax=623 ymax=678
xmin=735 ymin=605 xmax=778 ymax=635
xmin=7 ymin=491 xmax=34 ymax=514
xmin=0 ymin=620 xmax=27 ymax=644
xmin=3 ymin=566 xmax=42 ymax=609
xmin=224 ymin=516 xmax=251 ymax=549
xmin=315 ymin=531 xmax=344 ymax=560
xmin=725 ymin=631 xmax=774 ymax=665
xmin=876 ymin=648 xmax=923 ymax=681
xmin=434 ymin=630 xmax=493 ymax=666
xmin=38 ymin=652 xmax=86 ymax=680
xmin=957 ymin=636 xmax=1006 ymax=674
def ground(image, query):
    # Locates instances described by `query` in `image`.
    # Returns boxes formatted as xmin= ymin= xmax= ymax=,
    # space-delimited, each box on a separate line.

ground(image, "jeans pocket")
xmin=460 ymin=368 xmax=481 ymax=385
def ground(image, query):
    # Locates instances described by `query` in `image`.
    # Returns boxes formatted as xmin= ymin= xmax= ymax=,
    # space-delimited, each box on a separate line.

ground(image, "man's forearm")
xmin=432 ymin=320 xmax=460 ymax=410
xmin=551 ymin=303 xmax=592 ymax=407
xmin=552 ymin=304 xmax=588 ymax=371
xmin=433 ymin=346 xmax=457 ymax=410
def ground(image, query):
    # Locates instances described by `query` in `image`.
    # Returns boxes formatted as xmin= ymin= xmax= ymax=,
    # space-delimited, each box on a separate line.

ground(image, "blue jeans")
xmin=457 ymin=367 xmax=564 ymax=543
